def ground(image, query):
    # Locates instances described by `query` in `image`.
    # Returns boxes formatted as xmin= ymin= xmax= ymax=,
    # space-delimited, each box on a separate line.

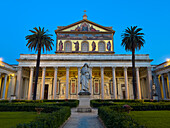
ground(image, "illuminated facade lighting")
xmin=166 ymin=58 xmax=170 ymax=61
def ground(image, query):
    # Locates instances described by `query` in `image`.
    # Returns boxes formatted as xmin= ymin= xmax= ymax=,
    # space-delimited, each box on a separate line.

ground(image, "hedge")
xmin=90 ymin=99 xmax=149 ymax=108
xmin=90 ymin=100 xmax=170 ymax=110
xmin=0 ymin=101 xmax=79 ymax=112
xmin=0 ymin=104 xmax=63 ymax=112
xmin=16 ymin=107 xmax=71 ymax=128
xmin=91 ymin=99 xmax=146 ymax=103
xmin=90 ymin=100 xmax=115 ymax=108
xmin=0 ymin=100 xmax=79 ymax=112
xmin=0 ymin=99 xmax=78 ymax=104
xmin=109 ymin=104 xmax=170 ymax=111
xmin=98 ymin=106 xmax=143 ymax=128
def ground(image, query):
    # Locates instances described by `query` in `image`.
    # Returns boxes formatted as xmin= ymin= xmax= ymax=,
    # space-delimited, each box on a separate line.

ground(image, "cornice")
xmin=16 ymin=59 xmax=153 ymax=62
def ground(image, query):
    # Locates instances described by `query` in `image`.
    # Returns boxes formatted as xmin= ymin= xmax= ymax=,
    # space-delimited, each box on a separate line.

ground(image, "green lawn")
xmin=0 ymin=112 xmax=40 ymax=128
xmin=130 ymin=111 xmax=170 ymax=128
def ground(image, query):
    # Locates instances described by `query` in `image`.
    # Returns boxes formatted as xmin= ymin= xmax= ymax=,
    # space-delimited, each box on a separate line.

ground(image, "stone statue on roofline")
xmin=74 ymin=41 xmax=79 ymax=51
xmin=79 ymin=63 xmax=91 ymax=95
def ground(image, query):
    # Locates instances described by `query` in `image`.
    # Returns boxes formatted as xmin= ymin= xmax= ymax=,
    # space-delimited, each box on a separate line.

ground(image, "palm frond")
xmin=121 ymin=26 xmax=145 ymax=51
xmin=29 ymin=30 xmax=37 ymax=34
xmin=26 ymin=27 xmax=54 ymax=53
xmin=33 ymin=27 xmax=39 ymax=32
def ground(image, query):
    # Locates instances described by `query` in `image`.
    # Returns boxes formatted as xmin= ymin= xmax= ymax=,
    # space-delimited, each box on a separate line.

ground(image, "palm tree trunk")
xmin=33 ymin=44 xmax=41 ymax=100
xmin=132 ymin=46 xmax=137 ymax=99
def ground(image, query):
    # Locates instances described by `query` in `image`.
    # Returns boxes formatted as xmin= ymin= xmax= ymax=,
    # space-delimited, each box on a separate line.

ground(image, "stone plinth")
xmin=77 ymin=94 xmax=92 ymax=112
xmin=10 ymin=95 xmax=16 ymax=100
xmin=78 ymin=91 xmax=91 ymax=95
xmin=153 ymin=95 xmax=158 ymax=100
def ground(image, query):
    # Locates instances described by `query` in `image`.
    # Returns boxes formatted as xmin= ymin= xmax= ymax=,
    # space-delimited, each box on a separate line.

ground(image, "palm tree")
xmin=121 ymin=26 xmax=145 ymax=99
xmin=26 ymin=27 xmax=54 ymax=100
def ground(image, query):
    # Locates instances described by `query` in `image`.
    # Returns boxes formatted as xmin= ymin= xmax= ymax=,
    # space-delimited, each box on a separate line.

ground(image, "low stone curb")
xmin=59 ymin=117 xmax=71 ymax=128
xmin=98 ymin=116 xmax=107 ymax=128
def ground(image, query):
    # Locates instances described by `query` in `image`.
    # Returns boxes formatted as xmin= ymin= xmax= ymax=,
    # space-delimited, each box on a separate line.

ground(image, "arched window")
xmin=98 ymin=41 xmax=105 ymax=52
xmin=64 ymin=41 xmax=72 ymax=52
xmin=81 ymin=41 xmax=89 ymax=52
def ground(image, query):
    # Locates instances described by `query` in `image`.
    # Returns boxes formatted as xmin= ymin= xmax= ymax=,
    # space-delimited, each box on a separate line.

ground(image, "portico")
xmin=15 ymin=53 xmax=152 ymax=100
xmin=0 ymin=61 xmax=17 ymax=99
xmin=153 ymin=61 xmax=170 ymax=100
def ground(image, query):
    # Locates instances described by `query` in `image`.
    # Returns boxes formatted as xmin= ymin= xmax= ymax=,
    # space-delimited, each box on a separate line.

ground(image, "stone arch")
xmin=98 ymin=41 xmax=106 ymax=52
xmin=81 ymin=41 xmax=89 ymax=52
xmin=64 ymin=41 xmax=72 ymax=52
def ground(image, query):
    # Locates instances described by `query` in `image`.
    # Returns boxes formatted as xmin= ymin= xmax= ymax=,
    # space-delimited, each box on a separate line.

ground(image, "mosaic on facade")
xmin=62 ymin=22 xmax=108 ymax=32
xmin=58 ymin=34 xmax=112 ymax=40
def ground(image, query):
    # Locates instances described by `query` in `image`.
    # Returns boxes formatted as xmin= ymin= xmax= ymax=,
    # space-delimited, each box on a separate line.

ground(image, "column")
xmin=0 ymin=73 xmax=2 ymax=92
xmin=136 ymin=67 xmax=141 ymax=99
xmin=16 ymin=67 xmax=22 ymax=99
xmin=22 ymin=78 xmax=26 ymax=99
xmin=161 ymin=74 xmax=166 ymax=99
xmin=147 ymin=67 xmax=153 ymax=99
xmin=2 ymin=74 xmax=7 ymax=99
xmin=124 ymin=67 xmax=129 ymax=99
xmin=117 ymin=78 xmax=121 ymax=99
xmin=10 ymin=75 xmax=16 ymax=96
xmin=24 ymin=78 xmax=29 ymax=99
xmin=7 ymin=75 xmax=13 ymax=99
xmin=53 ymin=67 xmax=58 ymax=99
xmin=89 ymin=67 xmax=93 ymax=95
xmin=28 ymin=67 xmax=34 ymax=100
xmin=140 ymin=78 xmax=144 ymax=98
xmin=40 ymin=67 xmax=46 ymax=100
xmin=66 ymin=67 xmax=69 ymax=99
xmin=77 ymin=67 xmax=81 ymax=94
xmin=168 ymin=72 xmax=170 ymax=98
xmin=101 ymin=67 xmax=104 ymax=99
xmin=112 ymin=67 xmax=117 ymax=99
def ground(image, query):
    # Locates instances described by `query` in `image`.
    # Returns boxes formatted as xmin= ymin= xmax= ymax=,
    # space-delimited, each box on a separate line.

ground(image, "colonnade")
xmin=13 ymin=66 xmax=152 ymax=100
xmin=0 ymin=73 xmax=16 ymax=99
xmin=0 ymin=66 xmax=153 ymax=100
xmin=154 ymin=72 xmax=170 ymax=99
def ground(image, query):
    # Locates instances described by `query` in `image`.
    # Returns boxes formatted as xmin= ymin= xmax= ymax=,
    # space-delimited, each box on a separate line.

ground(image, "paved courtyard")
xmin=63 ymin=108 xmax=104 ymax=128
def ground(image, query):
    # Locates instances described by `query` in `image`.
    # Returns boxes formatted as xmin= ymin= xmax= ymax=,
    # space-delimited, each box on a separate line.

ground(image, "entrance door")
xmin=44 ymin=84 xmax=48 ymax=100
xmin=121 ymin=84 xmax=126 ymax=99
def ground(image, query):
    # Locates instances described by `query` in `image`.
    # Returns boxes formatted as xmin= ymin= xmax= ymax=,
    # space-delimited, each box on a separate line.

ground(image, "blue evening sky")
xmin=0 ymin=0 xmax=170 ymax=65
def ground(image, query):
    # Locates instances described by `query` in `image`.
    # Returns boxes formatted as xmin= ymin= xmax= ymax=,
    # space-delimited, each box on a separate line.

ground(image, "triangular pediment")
xmin=55 ymin=19 xmax=115 ymax=34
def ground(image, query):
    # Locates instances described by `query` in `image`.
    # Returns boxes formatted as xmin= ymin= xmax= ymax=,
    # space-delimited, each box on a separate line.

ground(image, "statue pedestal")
xmin=77 ymin=93 xmax=92 ymax=112
xmin=153 ymin=95 xmax=158 ymax=100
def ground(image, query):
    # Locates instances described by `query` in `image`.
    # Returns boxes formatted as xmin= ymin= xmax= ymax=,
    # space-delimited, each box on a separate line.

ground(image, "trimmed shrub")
xmin=109 ymin=104 xmax=170 ymax=111
xmin=0 ymin=100 xmax=9 ymax=103
xmin=10 ymin=100 xmax=43 ymax=103
xmin=0 ymin=103 xmax=61 ymax=112
xmin=90 ymin=100 xmax=170 ymax=110
xmin=0 ymin=100 xmax=73 ymax=128
xmin=0 ymin=100 xmax=79 ymax=112
xmin=9 ymin=99 xmax=78 ymax=103
xmin=16 ymin=107 xmax=71 ymax=128
xmin=90 ymin=99 xmax=146 ymax=108
xmin=98 ymin=106 xmax=144 ymax=128
xmin=43 ymin=99 xmax=78 ymax=102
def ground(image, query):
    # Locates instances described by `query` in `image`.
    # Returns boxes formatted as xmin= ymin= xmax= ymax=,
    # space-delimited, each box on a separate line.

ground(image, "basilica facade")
xmin=1 ymin=15 xmax=167 ymax=100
